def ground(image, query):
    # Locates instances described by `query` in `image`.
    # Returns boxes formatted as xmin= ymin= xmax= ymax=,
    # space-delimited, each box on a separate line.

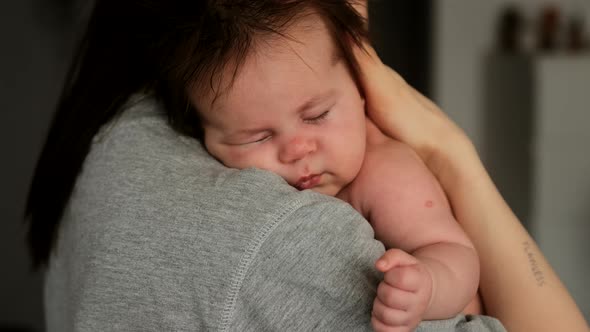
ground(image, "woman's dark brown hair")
xmin=25 ymin=0 xmax=368 ymax=269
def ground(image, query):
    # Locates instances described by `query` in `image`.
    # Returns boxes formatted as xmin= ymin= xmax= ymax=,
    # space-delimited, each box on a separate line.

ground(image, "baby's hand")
xmin=371 ymin=249 xmax=433 ymax=332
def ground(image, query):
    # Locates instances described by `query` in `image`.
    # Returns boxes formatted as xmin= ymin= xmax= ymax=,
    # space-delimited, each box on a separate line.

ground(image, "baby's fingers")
xmin=372 ymin=316 xmax=413 ymax=332
xmin=383 ymin=265 xmax=425 ymax=292
xmin=376 ymin=281 xmax=414 ymax=311
xmin=372 ymin=297 xmax=414 ymax=331
xmin=376 ymin=248 xmax=418 ymax=272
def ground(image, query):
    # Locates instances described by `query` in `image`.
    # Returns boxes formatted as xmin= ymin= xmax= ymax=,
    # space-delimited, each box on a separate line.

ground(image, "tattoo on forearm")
xmin=523 ymin=241 xmax=545 ymax=286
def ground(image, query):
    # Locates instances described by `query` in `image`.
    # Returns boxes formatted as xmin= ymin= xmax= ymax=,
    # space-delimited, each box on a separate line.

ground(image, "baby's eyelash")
xmin=305 ymin=110 xmax=330 ymax=124
xmin=253 ymin=135 xmax=272 ymax=143
xmin=232 ymin=134 xmax=271 ymax=146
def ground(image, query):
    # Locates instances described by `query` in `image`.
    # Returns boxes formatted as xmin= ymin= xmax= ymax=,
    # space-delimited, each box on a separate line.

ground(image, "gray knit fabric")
xmin=44 ymin=96 xmax=505 ymax=331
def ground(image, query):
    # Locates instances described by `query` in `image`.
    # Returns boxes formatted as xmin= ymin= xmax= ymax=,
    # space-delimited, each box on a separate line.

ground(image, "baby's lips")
xmin=295 ymin=174 xmax=321 ymax=190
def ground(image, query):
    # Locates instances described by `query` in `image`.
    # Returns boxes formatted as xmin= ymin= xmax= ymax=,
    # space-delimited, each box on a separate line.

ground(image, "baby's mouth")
xmin=295 ymin=174 xmax=322 ymax=190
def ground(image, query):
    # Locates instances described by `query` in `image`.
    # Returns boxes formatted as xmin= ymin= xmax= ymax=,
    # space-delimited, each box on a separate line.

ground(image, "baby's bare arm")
xmin=347 ymin=136 xmax=479 ymax=319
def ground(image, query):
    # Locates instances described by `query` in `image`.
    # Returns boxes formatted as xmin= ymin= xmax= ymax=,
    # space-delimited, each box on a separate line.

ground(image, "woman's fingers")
xmin=352 ymin=40 xmax=381 ymax=74
xmin=352 ymin=41 xmax=406 ymax=105
xmin=352 ymin=42 xmax=404 ymax=132
xmin=351 ymin=0 xmax=368 ymax=20
xmin=352 ymin=38 xmax=471 ymax=167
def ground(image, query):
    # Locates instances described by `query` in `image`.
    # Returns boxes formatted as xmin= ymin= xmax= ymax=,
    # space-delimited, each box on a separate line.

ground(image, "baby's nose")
xmin=279 ymin=136 xmax=316 ymax=163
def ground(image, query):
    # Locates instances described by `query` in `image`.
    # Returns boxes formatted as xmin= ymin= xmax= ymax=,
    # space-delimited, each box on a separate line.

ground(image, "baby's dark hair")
xmin=159 ymin=0 xmax=368 ymax=138
xmin=25 ymin=0 xmax=368 ymax=269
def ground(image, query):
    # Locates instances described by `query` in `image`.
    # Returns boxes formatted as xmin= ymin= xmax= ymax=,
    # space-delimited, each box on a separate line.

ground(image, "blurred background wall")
xmin=1 ymin=0 xmax=588 ymax=330
xmin=434 ymin=0 xmax=590 ymax=156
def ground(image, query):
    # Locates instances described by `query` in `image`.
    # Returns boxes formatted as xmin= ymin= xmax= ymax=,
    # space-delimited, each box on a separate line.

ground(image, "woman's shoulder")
xmin=223 ymin=190 xmax=385 ymax=331
xmin=48 ymin=94 xmax=387 ymax=330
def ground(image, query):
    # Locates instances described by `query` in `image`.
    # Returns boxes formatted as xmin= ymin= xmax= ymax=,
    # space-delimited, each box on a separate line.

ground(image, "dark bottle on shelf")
xmin=567 ymin=13 xmax=586 ymax=52
xmin=538 ymin=5 xmax=561 ymax=51
xmin=497 ymin=5 xmax=524 ymax=53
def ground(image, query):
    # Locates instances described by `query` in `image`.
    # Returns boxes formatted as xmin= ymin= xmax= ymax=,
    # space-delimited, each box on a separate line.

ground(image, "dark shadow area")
xmin=1 ymin=0 xmax=85 ymax=330
xmin=369 ymin=1 xmax=432 ymax=96
xmin=0 ymin=326 xmax=37 ymax=332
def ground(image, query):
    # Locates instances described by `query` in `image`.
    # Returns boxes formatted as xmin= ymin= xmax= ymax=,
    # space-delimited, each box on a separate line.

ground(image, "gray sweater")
xmin=44 ymin=96 xmax=505 ymax=331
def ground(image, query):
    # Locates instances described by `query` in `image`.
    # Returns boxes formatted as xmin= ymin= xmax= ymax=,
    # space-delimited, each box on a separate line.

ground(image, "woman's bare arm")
xmin=435 ymin=143 xmax=588 ymax=332
xmin=353 ymin=41 xmax=589 ymax=332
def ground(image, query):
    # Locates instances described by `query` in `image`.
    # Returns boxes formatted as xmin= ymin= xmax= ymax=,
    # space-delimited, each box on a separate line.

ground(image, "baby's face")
xmin=190 ymin=15 xmax=366 ymax=196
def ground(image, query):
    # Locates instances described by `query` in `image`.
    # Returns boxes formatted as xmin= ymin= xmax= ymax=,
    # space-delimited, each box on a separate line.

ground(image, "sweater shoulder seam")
xmin=218 ymin=196 xmax=314 ymax=331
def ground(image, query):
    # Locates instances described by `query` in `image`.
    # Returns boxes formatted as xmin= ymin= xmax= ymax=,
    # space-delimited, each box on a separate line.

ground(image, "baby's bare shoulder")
xmin=345 ymin=139 xmax=434 ymax=216
xmin=364 ymin=139 xmax=424 ymax=176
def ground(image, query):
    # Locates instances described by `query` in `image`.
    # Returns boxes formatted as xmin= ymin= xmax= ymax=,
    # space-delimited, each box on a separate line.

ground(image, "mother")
xmin=26 ymin=1 xmax=586 ymax=331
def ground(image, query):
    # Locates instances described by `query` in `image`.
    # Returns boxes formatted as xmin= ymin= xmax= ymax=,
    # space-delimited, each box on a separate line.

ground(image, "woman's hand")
xmin=352 ymin=42 xmax=589 ymax=332
xmin=353 ymin=43 xmax=476 ymax=179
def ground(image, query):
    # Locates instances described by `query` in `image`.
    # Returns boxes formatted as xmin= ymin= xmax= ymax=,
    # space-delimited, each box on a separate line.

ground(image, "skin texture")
xmin=190 ymin=13 xmax=479 ymax=332
xmin=191 ymin=17 xmax=366 ymax=197
xmin=352 ymin=39 xmax=589 ymax=332
xmin=340 ymin=122 xmax=479 ymax=330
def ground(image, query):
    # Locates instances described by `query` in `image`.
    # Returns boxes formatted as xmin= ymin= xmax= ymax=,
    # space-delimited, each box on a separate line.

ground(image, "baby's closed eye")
xmin=304 ymin=110 xmax=330 ymax=124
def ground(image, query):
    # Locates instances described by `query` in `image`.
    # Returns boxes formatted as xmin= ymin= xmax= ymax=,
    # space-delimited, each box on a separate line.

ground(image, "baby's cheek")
xmin=207 ymin=143 xmax=249 ymax=169
xmin=223 ymin=148 xmax=254 ymax=169
xmin=224 ymin=147 xmax=274 ymax=171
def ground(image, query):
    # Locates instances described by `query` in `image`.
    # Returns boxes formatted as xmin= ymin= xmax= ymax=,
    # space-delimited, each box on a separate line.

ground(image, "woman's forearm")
xmin=433 ymin=142 xmax=588 ymax=332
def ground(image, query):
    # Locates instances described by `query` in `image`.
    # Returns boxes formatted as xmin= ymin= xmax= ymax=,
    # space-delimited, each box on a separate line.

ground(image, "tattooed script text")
xmin=523 ymin=241 xmax=545 ymax=286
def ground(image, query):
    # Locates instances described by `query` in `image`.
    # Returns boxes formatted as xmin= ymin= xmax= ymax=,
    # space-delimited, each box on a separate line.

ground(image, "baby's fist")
xmin=372 ymin=249 xmax=433 ymax=332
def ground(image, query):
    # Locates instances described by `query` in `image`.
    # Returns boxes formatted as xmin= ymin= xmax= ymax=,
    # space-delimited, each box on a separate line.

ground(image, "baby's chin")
xmin=307 ymin=184 xmax=341 ymax=197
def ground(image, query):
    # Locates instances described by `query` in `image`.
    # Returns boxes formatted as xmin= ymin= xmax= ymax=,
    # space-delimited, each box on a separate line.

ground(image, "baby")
xmin=188 ymin=7 xmax=479 ymax=331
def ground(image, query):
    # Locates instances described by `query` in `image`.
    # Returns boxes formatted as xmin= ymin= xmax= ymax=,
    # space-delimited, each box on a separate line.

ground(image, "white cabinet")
xmin=485 ymin=54 xmax=590 ymax=320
